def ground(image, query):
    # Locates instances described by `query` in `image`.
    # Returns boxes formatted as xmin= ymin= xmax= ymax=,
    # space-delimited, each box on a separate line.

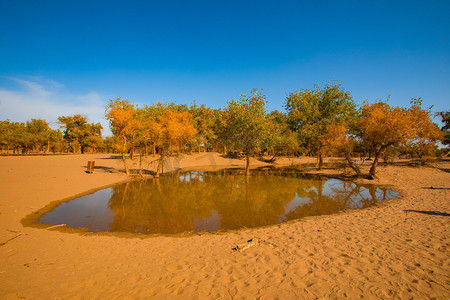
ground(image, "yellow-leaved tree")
xmin=105 ymin=98 xmax=140 ymax=175
xmin=155 ymin=110 xmax=197 ymax=177
xmin=406 ymin=98 xmax=444 ymax=163
xmin=358 ymin=98 xmax=443 ymax=178
xmin=359 ymin=101 xmax=412 ymax=178
xmin=317 ymin=123 xmax=363 ymax=176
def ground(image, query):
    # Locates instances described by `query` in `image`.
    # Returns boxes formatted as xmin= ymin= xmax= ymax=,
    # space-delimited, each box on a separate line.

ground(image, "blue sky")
xmin=0 ymin=0 xmax=449 ymax=136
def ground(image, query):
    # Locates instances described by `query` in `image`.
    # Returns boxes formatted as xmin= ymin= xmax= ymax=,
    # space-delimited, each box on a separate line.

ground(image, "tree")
xmin=438 ymin=110 xmax=450 ymax=146
xmin=0 ymin=120 xmax=30 ymax=153
xmin=119 ymin=102 xmax=197 ymax=178
xmin=359 ymin=101 xmax=411 ymax=177
xmin=0 ymin=119 xmax=63 ymax=154
xmin=285 ymin=82 xmax=358 ymax=170
xmin=26 ymin=119 xmax=50 ymax=152
xmin=263 ymin=110 xmax=298 ymax=159
xmin=406 ymin=98 xmax=444 ymax=162
xmin=220 ymin=89 xmax=268 ymax=175
xmin=26 ymin=119 xmax=62 ymax=153
xmin=0 ymin=120 xmax=10 ymax=152
xmin=105 ymin=98 xmax=140 ymax=174
xmin=58 ymin=114 xmax=103 ymax=154
xmin=358 ymin=98 xmax=443 ymax=178
xmin=154 ymin=110 xmax=197 ymax=177
xmin=190 ymin=102 xmax=218 ymax=152
xmin=318 ymin=123 xmax=363 ymax=177
xmin=140 ymin=101 xmax=190 ymax=156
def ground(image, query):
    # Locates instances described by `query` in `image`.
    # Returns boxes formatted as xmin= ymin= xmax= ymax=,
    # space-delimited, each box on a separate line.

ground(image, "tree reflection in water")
xmin=38 ymin=168 xmax=398 ymax=234
xmin=102 ymin=168 xmax=398 ymax=234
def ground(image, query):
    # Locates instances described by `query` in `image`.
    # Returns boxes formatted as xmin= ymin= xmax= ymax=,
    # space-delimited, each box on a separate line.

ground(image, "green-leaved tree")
xmin=285 ymin=82 xmax=358 ymax=170
xmin=220 ymin=89 xmax=268 ymax=175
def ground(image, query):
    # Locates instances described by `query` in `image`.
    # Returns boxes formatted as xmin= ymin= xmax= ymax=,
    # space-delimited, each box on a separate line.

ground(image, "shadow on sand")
xmin=404 ymin=210 xmax=450 ymax=217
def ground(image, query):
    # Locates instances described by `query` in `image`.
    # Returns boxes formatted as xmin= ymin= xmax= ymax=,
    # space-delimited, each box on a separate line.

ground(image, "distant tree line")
xmin=1 ymin=82 xmax=448 ymax=178
xmin=0 ymin=115 xmax=104 ymax=154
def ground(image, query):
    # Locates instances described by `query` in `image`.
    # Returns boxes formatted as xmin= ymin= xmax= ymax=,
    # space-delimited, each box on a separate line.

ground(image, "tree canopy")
xmin=285 ymin=82 xmax=358 ymax=169
xmin=220 ymin=89 xmax=268 ymax=174
xmin=358 ymin=98 xmax=443 ymax=177
xmin=58 ymin=114 xmax=103 ymax=154
xmin=105 ymin=98 xmax=140 ymax=174
xmin=0 ymin=119 xmax=62 ymax=154
xmin=1 ymin=83 xmax=446 ymax=180
xmin=438 ymin=110 xmax=450 ymax=146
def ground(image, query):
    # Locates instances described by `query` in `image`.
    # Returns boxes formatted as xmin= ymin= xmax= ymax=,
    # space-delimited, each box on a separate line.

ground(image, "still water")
xmin=39 ymin=168 xmax=399 ymax=235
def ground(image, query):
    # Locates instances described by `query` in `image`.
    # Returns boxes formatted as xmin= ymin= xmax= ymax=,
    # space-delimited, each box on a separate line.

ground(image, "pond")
xmin=37 ymin=167 xmax=399 ymax=235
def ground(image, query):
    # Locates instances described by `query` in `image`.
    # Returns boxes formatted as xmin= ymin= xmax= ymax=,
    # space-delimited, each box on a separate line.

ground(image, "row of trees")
xmin=104 ymin=90 xmax=299 ymax=176
xmin=0 ymin=119 xmax=62 ymax=153
xmin=104 ymin=83 xmax=446 ymax=178
xmin=1 ymin=82 xmax=448 ymax=178
xmin=0 ymin=115 xmax=103 ymax=154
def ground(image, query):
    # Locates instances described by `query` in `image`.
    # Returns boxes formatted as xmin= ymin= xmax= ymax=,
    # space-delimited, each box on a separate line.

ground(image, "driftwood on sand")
xmin=232 ymin=237 xmax=278 ymax=252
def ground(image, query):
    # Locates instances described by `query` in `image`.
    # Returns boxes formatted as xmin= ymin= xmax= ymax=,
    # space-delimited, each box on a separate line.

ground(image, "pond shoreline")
xmin=23 ymin=166 xmax=399 ymax=237
xmin=1 ymin=153 xmax=449 ymax=299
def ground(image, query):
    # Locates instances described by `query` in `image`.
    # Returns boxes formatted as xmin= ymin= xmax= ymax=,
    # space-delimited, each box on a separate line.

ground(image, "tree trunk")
xmin=155 ymin=152 xmax=164 ymax=178
xmin=122 ymin=152 xmax=129 ymax=175
xmin=139 ymin=150 xmax=143 ymax=178
xmin=121 ymin=138 xmax=129 ymax=175
xmin=344 ymin=151 xmax=362 ymax=177
xmin=317 ymin=149 xmax=323 ymax=170
xmin=368 ymin=147 xmax=385 ymax=178
xmin=77 ymin=138 xmax=81 ymax=154
xmin=245 ymin=153 xmax=250 ymax=176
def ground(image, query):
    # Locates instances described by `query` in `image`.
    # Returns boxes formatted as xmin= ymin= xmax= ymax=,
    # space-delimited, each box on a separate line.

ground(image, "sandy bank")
xmin=0 ymin=153 xmax=449 ymax=299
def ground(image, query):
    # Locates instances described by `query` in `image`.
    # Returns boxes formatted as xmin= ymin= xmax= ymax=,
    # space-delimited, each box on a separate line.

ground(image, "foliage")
xmin=189 ymin=102 xmax=219 ymax=151
xmin=139 ymin=101 xmax=191 ymax=155
xmin=263 ymin=110 xmax=298 ymax=157
xmin=220 ymin=89 xmax=268 ymax=174
xmin=0 ymin=120 xmax=32 ymax=153
xmin=0 ymin=119 xmax=62 ymax=154
xmin=358 ymin=100 xmax=412 ymax=177
xmin=358 ymin=98 xmax=443 ymax=177
xmin=159 ymin=110 xmax=197 ymax=153
xmin=58 ymin=114 xmax=103 ymax=154
xmin=2 ymin=83 xmax=445 ymax=181
xmin=406 ymin=98 xmax=444 ymax=161
xmin=105 ymin=99 xmax=197 ymax=176
xmin=285 ymin=82 xmax=358 ymax=169
xmin=105 ymin=98 xmax=140 ymax=174
xmin=153 ymin=110 xmax=197 ymax=176
xmin=438 ymin=110 xmax=450 ymax=146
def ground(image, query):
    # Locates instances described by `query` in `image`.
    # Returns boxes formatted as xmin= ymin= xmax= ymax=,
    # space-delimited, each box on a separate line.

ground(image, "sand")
xmin=0 ymin=153 xmax=448 ymax=299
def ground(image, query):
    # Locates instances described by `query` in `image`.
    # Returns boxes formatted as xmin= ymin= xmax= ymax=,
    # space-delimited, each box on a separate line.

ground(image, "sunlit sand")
xmin=0 ymin=153 xmax=449 ymax=299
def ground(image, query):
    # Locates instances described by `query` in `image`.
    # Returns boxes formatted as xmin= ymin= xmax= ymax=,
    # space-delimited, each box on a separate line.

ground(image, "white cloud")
xmin=0 ymin=77 xmax=111 ymax=136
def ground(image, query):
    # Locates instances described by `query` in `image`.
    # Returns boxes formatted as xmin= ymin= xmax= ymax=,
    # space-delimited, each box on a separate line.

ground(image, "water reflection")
xmin=39 ymin=168 xmax=398 ymax=235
